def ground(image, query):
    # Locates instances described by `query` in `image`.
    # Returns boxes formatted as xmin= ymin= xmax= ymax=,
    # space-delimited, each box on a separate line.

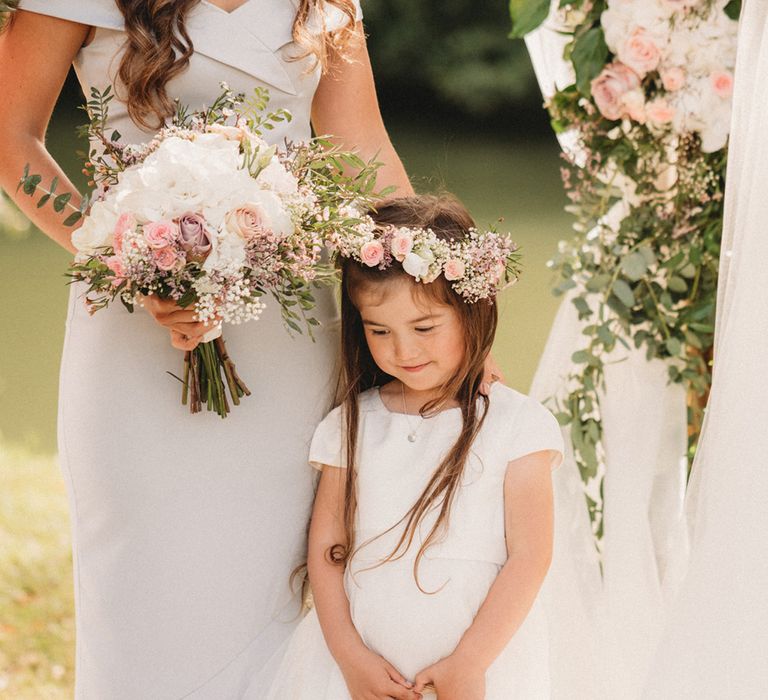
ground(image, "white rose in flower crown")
xmin=402 ymin=251 xmax=431 ymax=280
xmin=71 ymin=200 xmax=118 ymax=255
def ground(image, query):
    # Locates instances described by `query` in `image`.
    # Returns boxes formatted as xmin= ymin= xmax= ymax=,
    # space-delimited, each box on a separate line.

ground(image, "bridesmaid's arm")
xmin=311 ymin=22 xmax=414 ymax=197
xmin=0 ymin=11 xmax=90 ymax=253
xmin=0 ymin=11 xmax=209 ymax=348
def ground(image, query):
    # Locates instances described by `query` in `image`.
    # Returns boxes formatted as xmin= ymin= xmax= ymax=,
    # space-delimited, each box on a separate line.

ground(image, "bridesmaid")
xmin=0 ymin=1 xmax=412 ymax=698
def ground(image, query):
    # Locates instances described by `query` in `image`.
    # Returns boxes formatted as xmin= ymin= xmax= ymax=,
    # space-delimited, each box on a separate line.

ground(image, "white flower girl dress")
xmin=264 ymin=383 xmax=563 ymax=699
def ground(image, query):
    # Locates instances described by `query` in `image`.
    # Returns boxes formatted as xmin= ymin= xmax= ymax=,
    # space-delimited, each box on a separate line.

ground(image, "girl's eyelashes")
xmin=369 ymin=328 xmax=389 ymax=336
xmin=415 ymin=326 xmax=436 ymax=333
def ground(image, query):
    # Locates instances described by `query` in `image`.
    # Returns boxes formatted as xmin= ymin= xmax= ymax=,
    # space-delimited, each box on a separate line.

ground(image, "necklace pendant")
xmin=408 ymin=432 xmax=417 ymax=443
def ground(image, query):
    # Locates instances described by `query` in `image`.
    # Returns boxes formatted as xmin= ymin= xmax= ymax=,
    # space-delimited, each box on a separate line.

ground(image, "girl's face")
xmin=357 ymin=278 xmax=466 ymax=397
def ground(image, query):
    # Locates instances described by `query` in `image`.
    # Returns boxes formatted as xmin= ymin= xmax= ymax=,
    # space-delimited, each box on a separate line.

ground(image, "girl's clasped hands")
xmin=338 ymin=643 xmax=486 ymax=700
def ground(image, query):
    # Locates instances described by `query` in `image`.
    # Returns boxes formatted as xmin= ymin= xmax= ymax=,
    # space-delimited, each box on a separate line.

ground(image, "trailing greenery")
xmin=510 ymin=0 xmax=740 ymax=545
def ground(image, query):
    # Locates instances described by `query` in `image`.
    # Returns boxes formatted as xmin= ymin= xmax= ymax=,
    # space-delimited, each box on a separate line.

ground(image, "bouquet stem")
xmin=181 ymin=335 xmax=249 ymax=417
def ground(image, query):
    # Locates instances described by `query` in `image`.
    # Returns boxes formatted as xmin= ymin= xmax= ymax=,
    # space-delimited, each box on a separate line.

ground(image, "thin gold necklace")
xmin=401 ymin=382 xmax=425 ymax=443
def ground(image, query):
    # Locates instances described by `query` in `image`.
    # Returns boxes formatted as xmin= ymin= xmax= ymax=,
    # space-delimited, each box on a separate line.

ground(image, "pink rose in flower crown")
xmin=710 ymin=70 xmax=734 ymax=98
xmin=360 ymin=240 xmax=384 ymax=267
xmin=177 ymin=212 xmax=212 ymax=257
xmin=591 ymin=62 xmax=641 ymax=121
xmin=153 ymin=246 xmax=179 ymax=271
xmin=443 ymin=259 xmax=466 ymax=281
xmin=647 ymin=99 xmax=676 ymax=125
xmin=143 ymin=220 xmax=179 ymax=250
xmin=618 ymin=28 xmax=661 ymax=78
xmin=661 ymin=67 xmax=686 ymax=92
xmin=391 ymin=230 xmax=414 ymax=261
xmin=225 ymin=203 xmax=267 ymax=240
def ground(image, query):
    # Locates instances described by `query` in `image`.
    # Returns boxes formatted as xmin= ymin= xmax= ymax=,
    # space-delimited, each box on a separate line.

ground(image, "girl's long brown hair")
xmin=115 ymin=0 xmax=360 ymax=130
xmin=333 ymin=195 xmax=499 ymax=591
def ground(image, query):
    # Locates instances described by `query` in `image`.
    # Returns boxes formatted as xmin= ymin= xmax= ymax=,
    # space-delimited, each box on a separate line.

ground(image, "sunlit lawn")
xmin=0 ymin=446 xmax=74 ymax=698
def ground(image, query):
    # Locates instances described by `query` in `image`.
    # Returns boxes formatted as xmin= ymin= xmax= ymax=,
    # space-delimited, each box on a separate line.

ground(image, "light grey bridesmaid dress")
xmin=17 ymin=1 xmax=360 ymax=697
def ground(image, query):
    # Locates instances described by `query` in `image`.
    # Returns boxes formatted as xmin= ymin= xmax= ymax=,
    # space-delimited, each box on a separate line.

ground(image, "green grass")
xmin=0 ymin=446 xmax=74 ymax=698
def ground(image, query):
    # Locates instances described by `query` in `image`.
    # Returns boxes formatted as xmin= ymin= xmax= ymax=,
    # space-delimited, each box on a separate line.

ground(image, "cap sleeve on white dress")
xmin=17 ymin=0 xmax=124 ymax=30
xmin=309 ymin=405 xmax=346 ymax=470
xmin=507 ymin=398 xmax=564 ymax=470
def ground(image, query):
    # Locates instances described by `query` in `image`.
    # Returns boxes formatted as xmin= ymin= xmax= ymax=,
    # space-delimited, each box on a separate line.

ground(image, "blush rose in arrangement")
xmin=19 ymin=85 xmax=385 ymax=417
xmin=510 ymin=0 xmax=740 ymax=542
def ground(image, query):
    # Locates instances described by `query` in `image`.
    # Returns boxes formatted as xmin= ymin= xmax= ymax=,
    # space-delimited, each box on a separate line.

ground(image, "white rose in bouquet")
xmin=71 ymin=199 xmax=118 ymax=255
xmin=257 ymin=158 xmax=300 ymax=196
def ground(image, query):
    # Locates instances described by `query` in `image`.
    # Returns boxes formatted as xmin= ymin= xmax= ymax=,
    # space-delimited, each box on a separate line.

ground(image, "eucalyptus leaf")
xmin=620 ymin=251 xmax=648 ymax=281
xmin=573 ymin=296 xmax=592 ymax=318
xmin=612 ymin=278 xmax=635 ymax=307
xmin=53 ymin=192 xmax=72 ymax=213
xmin=62 ymin=212 xmax=83 ymax=227
xmin=668 ymin=275 xmax=688 ymax=293
xmin=508 ymin=0 xmax=550 ymax=38
xmin=665 ymin=337 xmax=682 ymax=356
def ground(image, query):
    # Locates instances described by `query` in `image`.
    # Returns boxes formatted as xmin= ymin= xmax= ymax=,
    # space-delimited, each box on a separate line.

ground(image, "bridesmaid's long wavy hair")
xmin=115 ymin=0 xmax=360 ymax=129
xmin=331 ymin=195 xmax=498 ymax=592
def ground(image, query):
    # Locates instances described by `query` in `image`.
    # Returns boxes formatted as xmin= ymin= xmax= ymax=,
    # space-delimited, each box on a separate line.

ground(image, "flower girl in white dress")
xmin=264 ymin=195 xmax=563 ymax=700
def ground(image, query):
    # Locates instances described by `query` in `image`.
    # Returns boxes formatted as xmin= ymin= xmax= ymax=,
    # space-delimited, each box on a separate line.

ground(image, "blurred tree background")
xmin=364 ymin=0 xmax=542 ymax=125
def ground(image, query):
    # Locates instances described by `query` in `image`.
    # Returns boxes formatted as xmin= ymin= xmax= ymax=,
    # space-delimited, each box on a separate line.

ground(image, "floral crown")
xmin=330 ymin=216 xmax=522 ymax=302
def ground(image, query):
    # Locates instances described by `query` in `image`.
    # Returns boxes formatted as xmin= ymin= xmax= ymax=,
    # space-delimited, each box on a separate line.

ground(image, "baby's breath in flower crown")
xmin=329 ymin=216 xmax=522 ymax=302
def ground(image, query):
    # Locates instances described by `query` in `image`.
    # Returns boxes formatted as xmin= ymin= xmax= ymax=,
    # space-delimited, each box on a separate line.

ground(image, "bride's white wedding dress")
xmin=18 ymin=1 xmax=359 ymax=697
xmin=525 ymin=23 xmax=689 ymax=700
xmin=644 ymin=2 xmax=768 ymax=695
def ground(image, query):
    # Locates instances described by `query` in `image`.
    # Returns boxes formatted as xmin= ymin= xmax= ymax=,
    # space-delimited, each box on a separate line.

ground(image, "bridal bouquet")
xmin=19 ymin=86 xmax=381 ymax=417
xmin=511 ymin=0 xmax=740 ymax=539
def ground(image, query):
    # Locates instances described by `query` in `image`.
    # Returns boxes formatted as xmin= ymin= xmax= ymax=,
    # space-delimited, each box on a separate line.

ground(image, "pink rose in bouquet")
xmin=144 ymin=220 xmax=180 ymax=250
xmin=225 ymin=204 xmax=267 ymax=240
xmin=153 ymin=246 xmax=180 ymax=271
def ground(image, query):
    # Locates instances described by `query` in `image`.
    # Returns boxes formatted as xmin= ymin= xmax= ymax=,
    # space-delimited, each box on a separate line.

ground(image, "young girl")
xmin=265 ymin=195 xmax=563 ymax=700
